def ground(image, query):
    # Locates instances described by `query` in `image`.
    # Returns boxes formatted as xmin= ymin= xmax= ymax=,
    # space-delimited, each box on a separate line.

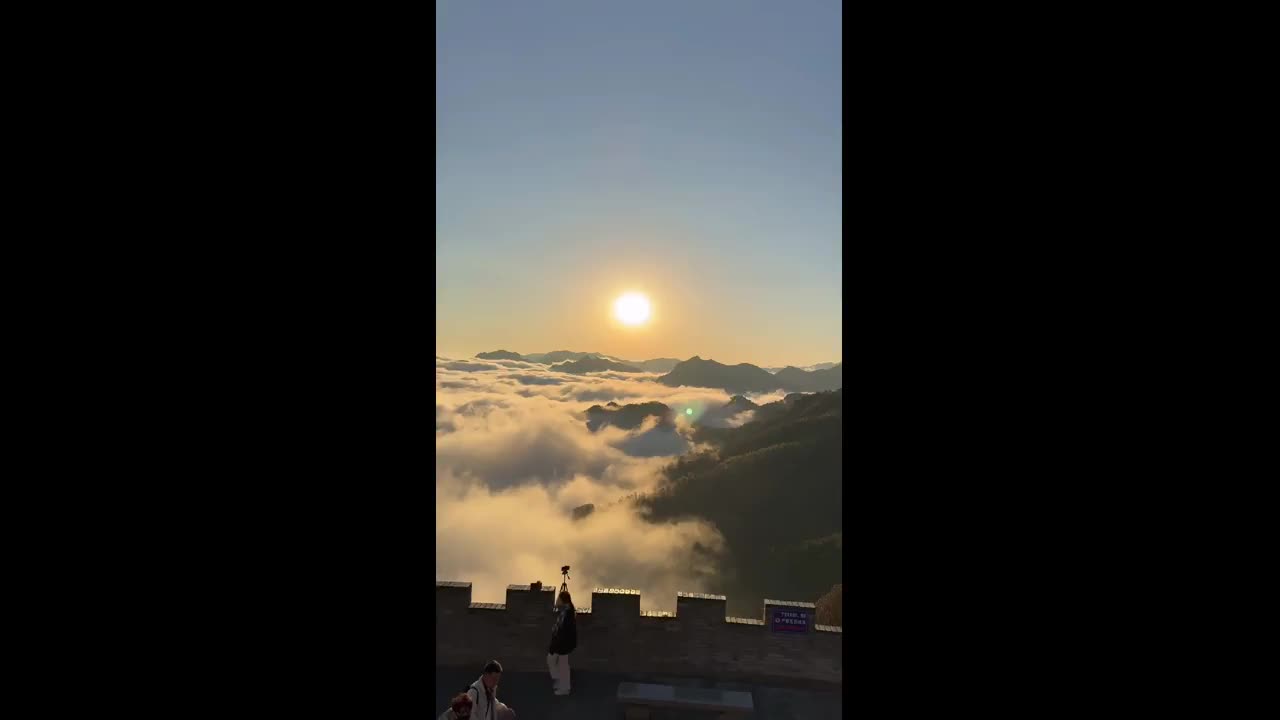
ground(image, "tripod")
xmin=559 ymin=568 xmax=570 ymax=596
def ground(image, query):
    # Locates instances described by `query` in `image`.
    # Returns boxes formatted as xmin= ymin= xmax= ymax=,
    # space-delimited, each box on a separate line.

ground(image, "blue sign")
xmin=770 ymin=607 xmax=810 ymax=633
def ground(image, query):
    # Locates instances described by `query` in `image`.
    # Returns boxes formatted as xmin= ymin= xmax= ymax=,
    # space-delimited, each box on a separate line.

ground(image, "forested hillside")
xmin=636 ymin=390 xmax=843 ymax=616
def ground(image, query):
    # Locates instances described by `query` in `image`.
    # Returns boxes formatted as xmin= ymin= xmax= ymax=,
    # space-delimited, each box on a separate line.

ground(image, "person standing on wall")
xmin=547 ymin=591 xmax=577 ymax=696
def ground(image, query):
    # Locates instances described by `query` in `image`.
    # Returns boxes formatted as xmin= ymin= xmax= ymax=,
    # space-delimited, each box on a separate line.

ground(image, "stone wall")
xmin=436 ymin=581 xmax=842 ymax=685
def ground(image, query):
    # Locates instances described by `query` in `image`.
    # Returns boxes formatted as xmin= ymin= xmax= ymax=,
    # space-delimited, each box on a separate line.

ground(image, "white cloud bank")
xmin=436 ymin=358 xmax=765 ymax=611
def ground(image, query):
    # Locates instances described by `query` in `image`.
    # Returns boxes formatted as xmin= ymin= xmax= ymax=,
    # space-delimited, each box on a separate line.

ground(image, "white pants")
xmin=547 ymin=653 xmax=571 ymax=693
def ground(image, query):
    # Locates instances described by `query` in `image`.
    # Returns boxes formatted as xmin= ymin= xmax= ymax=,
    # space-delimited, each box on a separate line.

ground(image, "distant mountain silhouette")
xmin=536 ymin=352 xmax=675 ymax=371
xmin=551 ymin=357 xmax=642 ymax=374
xmin=476 ymin=349 xmax=524 ymax=361
xmin=472 ymin=350 xmax=835 ymax=384
xmin=585 ymin=401 xmax=673 ymax=432
xmin=772 ymin=364 xmax=842 ymax=392
xmin=475 ymin=349 xmax=621 ymax=365
xmin=527 ymin=350 xmax=607 ymax=364
xmin=657 ymin=357 xmax=842 ymax=393
xmin=625 ymin=358 xmax=682 ymax=373
xmin=764 ymin=361 xmax=839 ymax=374
xmin=657 ymin=356 xmax=778 ymax=393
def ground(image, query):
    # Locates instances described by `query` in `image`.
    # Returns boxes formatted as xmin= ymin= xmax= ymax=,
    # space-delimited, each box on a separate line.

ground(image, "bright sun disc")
xmin=614 ymin=293 xmax=651 ymax=326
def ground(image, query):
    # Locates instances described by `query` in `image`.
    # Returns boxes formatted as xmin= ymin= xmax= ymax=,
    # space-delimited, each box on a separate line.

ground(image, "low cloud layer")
xmin=436 ymin=357 xmax=774 ymax=610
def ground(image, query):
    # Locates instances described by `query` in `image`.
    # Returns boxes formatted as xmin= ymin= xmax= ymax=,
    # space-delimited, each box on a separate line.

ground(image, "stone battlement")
xmin=436 ymin=581 xmax=842 ymax=685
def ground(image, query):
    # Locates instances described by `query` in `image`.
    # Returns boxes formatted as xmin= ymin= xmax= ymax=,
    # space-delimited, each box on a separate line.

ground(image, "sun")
xmin=614 ymin=292 xmax=651 ymax=326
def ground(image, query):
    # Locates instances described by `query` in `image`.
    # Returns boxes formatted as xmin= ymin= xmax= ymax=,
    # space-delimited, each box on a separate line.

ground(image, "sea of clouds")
xmin=435 ymin=356 xmax=785 ymax=611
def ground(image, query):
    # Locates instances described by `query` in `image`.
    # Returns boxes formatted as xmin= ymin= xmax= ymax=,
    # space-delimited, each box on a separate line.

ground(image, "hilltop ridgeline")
xmin=551 ymin=357 xmax=642 ymax=374
xmin=472 ymin=350 xmax=841 ymax=392
xmin=582 ymin=391 xmax=820 ymax=434
xmin=657 ymin=356 xmax=841 ymax=394
xmin=476 ymin=349 xmax=672 ymax=371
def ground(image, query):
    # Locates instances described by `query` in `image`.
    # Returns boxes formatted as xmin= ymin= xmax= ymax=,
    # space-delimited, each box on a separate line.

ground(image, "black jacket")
xmin=549 ymin=604 xmax=577 ymax=655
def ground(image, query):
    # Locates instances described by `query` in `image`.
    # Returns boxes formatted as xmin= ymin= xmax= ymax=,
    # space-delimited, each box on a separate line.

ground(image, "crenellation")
xmin=436 ymin=580 xmax=842 ymax=685
xmin=505 ymin=584 xmax=555 ymax=619
xmin=591 ymin=587 xmax=641 ymax=623
xmin=436 ymin=580 xmax=473 ymax=613
xmin=676 ymin=590 xmax=728 ymax=624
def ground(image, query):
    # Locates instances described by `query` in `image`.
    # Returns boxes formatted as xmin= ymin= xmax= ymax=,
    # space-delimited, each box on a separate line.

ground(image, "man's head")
xmin=450 ymin=692 xmax=473 ymax=718
xmin=557 ymin=591 xmax=572 ymax=607
xmin=482 ymin=660 xmax=503 ymax=689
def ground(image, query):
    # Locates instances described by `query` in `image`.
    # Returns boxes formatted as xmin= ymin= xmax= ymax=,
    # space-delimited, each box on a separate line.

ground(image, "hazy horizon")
xmin=435 ymin=346 xmax=841 ymax=368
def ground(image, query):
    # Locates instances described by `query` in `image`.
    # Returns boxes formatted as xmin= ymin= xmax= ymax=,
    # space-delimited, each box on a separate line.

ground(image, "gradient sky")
xmin=437 ymin=0 xmax=841 ymax=367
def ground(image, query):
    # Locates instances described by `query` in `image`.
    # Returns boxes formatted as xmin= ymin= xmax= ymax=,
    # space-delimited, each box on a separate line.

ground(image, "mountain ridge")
xmin=657 ymin=357 xmax=841 ymax=393
xmin=552 ymin=356 xmax=643 ymax=374
xmin=471 ymin=350 xmax=838 ymax=379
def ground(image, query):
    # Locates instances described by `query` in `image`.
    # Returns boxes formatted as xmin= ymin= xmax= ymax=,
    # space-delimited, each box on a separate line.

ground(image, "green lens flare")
xmin=686 ymin=408 xmax=693 ymax=415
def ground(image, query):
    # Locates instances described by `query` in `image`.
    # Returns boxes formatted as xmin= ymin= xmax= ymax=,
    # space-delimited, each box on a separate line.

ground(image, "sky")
xmin=437 ymin=0 xmax=841 ymax=367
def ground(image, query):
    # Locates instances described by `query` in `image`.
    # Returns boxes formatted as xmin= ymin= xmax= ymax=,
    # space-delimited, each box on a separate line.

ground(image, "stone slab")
xmin=618 ymin=682 xmax=753 ymax=711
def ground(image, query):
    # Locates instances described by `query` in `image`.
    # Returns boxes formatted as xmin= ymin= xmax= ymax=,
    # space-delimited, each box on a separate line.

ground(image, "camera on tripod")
xmin=561 ymin=565 xmax=571 ymax=576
